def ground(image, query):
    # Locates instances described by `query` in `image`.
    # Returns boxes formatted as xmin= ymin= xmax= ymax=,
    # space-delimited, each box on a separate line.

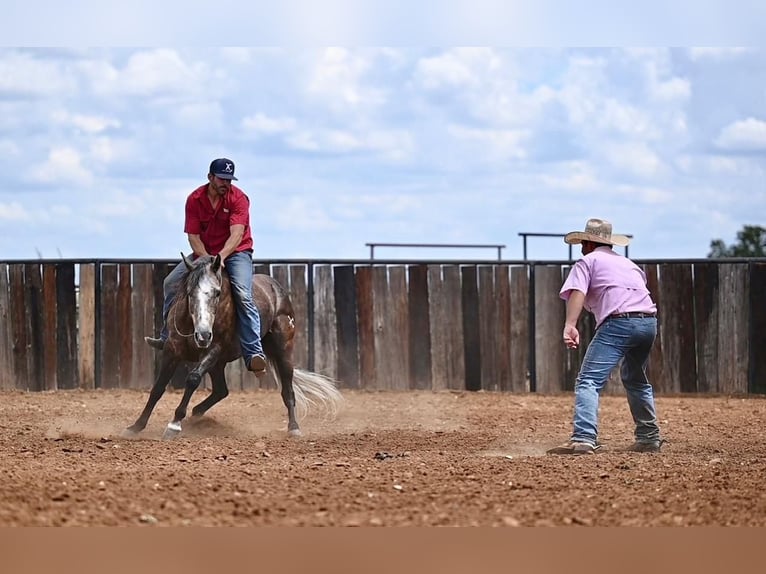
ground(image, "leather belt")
xmin=608 ymin=312 xmax=656 ymax=319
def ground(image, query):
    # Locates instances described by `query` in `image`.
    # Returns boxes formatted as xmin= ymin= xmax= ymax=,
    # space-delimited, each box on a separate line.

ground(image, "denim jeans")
xmin=571 ymin=317 xmax=660 ymax=446
xmin=159 ymin=251 xmax=264 ymax=362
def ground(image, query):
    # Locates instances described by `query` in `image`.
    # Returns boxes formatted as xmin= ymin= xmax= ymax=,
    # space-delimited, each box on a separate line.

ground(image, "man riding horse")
xmin=146 ymin=157 xmax=268 ymax=377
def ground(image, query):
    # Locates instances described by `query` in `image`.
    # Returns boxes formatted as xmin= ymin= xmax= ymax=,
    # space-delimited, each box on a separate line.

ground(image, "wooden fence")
xmin=0 ymin=259 xmax=764 ymax=395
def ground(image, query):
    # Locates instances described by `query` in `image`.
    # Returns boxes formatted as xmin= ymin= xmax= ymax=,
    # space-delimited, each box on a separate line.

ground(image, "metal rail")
xmin=518 ymin=232 xmax=633 ymax=260
xmin=365 ymin=243 xmax=506 ymax=261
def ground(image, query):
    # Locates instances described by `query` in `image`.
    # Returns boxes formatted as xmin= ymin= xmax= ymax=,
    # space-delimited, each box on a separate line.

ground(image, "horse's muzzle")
xmin=194 ymin=330 xmax=213 ymax=348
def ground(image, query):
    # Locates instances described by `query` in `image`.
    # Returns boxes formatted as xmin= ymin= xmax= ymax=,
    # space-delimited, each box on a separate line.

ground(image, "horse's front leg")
xmin=162 ymin=348 xmax=221 ymax=440
xmin=191 ymin=362 xmax=229 ymax=418
xmin=124 ymin=352 xmax=179 ymax=436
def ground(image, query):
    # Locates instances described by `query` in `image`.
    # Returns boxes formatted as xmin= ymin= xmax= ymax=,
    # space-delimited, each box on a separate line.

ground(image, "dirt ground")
xmin=0 ymin=387 xmax=764 ymax=526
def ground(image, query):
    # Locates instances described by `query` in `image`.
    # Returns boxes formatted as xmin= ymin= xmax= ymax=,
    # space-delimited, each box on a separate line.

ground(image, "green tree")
xmin=708 ymin=224 xmax=766 ymax=257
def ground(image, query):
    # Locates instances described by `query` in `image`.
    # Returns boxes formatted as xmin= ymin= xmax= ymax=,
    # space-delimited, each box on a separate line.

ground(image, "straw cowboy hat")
xmin=564 ymin=218 xmax=631 ymax=246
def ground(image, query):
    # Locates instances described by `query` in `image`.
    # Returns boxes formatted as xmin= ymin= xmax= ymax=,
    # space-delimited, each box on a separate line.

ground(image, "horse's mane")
xmin=170 ymin=255 xmax=217 ymax=308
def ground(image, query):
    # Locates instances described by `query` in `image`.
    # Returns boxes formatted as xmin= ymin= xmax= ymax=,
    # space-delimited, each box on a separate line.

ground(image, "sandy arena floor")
xmin=0 ymin=388 xmax=764 ymax=526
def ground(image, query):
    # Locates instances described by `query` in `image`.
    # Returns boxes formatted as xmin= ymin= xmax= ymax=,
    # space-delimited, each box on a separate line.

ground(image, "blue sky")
xmin=1 ymin=2 xmax=764 ymax=261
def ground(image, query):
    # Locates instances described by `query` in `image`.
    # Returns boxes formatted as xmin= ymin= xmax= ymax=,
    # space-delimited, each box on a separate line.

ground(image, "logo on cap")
xmin=209 ymin=158 xmax=238 ymax=181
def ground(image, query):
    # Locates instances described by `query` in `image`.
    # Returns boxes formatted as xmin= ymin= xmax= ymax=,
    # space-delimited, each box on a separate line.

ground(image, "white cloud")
xmin=715 ymin=117 xmax=766 ymax=151
xmin=32 ymin=147 xmax=93 ymax=185
xmin=284 ymin=127 xmax=414 ymax=160
xmin=0 ymin=50 xmax=78 ymax=97
xmin=273 ymin=196 xmax=337 ymax=232
xmin=83 ymin=49 xmax=210 ymax=98
xmin=604 ymin=142 xmax=665 ymax=178
xmin=92 ymin=191 xmax=146 ymax=217
xmin=448 ymin=125 xmax=528 ymax=161
xmin=242 ymin=113 xmax=298 ymax=135
xmin=0 ymin=201 xmax=32 ymax=221
xmin=308 ymin=47 xmax=385 ymax=108
xmin=539 ymin=162 xmax=599 ymax=191
xmin=630 ymin=186 xmax=673 ymax=204
xmin=650 ymin=75 xmax=691 ymax=102
xmin=171 ymin=101 xmax=223 ymax=125
xmin=51 ymin=110 xmax=121 ymax=133
xmin=415 ymin=47 xmax=502 ymax=89
xmin=88 ymin=137 xmax=137 ymax=165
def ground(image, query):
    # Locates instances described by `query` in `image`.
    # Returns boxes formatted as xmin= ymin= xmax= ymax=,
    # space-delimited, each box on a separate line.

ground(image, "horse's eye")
xmin=213 ymin=288 xmax=221 ymax=297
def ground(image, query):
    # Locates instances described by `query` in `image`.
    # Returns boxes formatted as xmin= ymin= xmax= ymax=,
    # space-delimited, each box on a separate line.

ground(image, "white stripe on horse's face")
xmin=190 ymin=270 xmax=222 ymax=347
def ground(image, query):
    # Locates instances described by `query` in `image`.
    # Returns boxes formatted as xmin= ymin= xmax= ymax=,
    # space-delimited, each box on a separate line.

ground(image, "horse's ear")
xmin=212 ymin=254 xmax=222 ymax=273
xmin=182 ymin=252 xmax=194 ymax=270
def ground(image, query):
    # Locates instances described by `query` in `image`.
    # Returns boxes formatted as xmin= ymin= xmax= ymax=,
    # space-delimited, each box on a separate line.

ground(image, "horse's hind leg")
xmin=191 ymin=362 xmax=229 ymax=418
xmin=124 ymin=353 xmax=179 ymax=435
xmin=267 ymin=346 xmax=300 ymax=436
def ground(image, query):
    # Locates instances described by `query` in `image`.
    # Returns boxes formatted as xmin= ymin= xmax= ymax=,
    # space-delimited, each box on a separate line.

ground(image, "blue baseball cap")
xmin=209 ymin=158 xmax=238 ymax=180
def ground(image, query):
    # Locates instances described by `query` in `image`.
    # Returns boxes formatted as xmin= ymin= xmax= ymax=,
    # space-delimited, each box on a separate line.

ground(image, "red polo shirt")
xmin=184 ymin=184 xmax=253 ymax=255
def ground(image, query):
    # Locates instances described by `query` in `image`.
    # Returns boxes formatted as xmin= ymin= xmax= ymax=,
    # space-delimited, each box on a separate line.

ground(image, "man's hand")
xmin=563 ymin=324 xmax=580 ymax=349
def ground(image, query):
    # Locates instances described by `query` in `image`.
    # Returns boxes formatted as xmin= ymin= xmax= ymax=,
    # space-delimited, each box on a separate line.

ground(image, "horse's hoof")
xmin=162 ymin=422 xmax=182 ymax=440
xmin=288 ymin=428 xmax=302 ymax=438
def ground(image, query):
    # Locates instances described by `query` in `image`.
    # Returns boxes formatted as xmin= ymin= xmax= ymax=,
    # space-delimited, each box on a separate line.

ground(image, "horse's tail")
xmin=276 ymin=368 xmax=344 ymax=420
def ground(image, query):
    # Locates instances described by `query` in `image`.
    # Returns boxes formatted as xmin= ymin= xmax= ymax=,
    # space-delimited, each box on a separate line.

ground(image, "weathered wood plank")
xmin=658 ymin=263 xmax=697 ymax=394
xmin=56 ymin=263 xmax=78 ymax=390
xmin=355 ymin=266 xmax=375 ymax=389
xmin=100 ymin=264 xmax=119 ymax=389
xmin=643 ymin=264 xmax=667 ymax=393
xmin=9 ymin=264 xmax=27 ymax=390
xmin=25 ymin=264 xmax=44 ymax=392
xmin=494 ymin=265 xmax=512 ymax=392
xmin=693 ymin=263 xmax=718 ymax=394
xmin=289 ymin=265 xmax=308 ymax=370
xmin=78 ymin=264 xmax=96 ymax=390
xmin=42 ymin=265 xmax=58 ymax=391
xmin=534 ymin=265 xmax=566 ymax=393
xmin=509 ymin=266 xmax=529 ymax=392
xmin=428 ymin=266 xmax=447 ymax=390
xmin=462 ymin=266 xmax=481 ymax=391
xmin=118 ymin=264 xmax=133 ymax=389
xmin=372 ymin=266 xmax=393 ymax=390
xmin=152 ymin=262 xmax=173 ymax=386
xmin=717 ymin=263 xmax=749 ymax=394
xmin=407 ymin=265 xmax=431 ymax=390
xmin=333 ymin=265 xmax=359 ymax=389
xmin=272 ymin=265 xmax=289 ymax=299
xmin=0 ymin=265 xmax=13 ymax=390
xmin=313 ymin=265 xmax=337 ymax=379
xmin=442 ymin=265 xmax=465 ymax=390
xmin=749 ymin=263 xmax=766 ymax=394
xmin=387 ymin=266 xmax=410 ymax=391
xmin=478 ymin=266 xmax=497 ymax=390
xmin=131 ymin=265 xmax=154 ymax=390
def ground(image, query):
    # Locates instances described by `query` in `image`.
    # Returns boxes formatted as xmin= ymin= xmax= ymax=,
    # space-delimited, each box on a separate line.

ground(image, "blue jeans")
xmin=571 ymin=317 xmax=660 ymax=446
xmin=160 ymin=252 xmax=265 ymax=362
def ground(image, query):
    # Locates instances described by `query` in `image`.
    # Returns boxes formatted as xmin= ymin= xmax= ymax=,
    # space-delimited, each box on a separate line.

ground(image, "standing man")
xmin=146 ymin=158 xmax=267 ymax=376
xmin=547 ymin=218 xmax=665 ymax=455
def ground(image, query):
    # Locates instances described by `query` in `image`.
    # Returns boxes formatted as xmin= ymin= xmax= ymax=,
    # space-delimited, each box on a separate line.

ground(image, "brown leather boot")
xmin=246 ymin=354 xmax=267 ymax=377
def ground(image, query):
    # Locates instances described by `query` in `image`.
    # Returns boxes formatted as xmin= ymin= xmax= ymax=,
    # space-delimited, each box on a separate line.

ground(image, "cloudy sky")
xmin=1 ymin=3 xmax=764 ymax=262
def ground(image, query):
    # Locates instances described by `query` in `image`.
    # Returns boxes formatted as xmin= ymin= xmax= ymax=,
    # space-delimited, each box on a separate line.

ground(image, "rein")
xmin=171 ymin=302 xmax=195 ymax=338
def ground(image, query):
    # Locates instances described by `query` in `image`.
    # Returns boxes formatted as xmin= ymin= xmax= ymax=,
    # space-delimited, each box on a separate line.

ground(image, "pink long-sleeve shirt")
xmin=559 ymin=247 xmax=657 ymax=328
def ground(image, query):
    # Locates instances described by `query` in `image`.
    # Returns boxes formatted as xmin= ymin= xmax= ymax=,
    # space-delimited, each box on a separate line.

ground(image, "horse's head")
xmin=181 ymin=253 xmax=223 ymax=349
